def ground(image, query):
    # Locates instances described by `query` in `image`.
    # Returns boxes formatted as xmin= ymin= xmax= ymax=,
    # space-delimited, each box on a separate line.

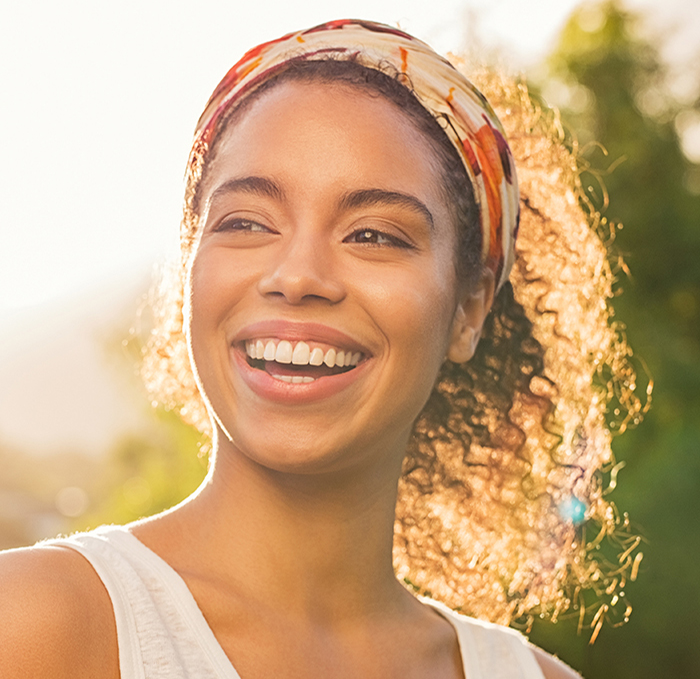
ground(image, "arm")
xmin=0 ymin=545 xmax=119 ymax=679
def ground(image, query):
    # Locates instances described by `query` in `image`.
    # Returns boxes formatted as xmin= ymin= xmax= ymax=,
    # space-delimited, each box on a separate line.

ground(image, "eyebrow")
xmin=338 ymin=189 xmax=434 ymax=230
xmin=206 ymin=178 xmax=434 ymax=230
xmin=208 ymin=176 xmax=285 ymax=206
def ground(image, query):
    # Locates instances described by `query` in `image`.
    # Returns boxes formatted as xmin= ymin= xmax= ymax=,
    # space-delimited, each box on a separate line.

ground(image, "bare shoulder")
xmin=531 ymin=645 xmax=583 ymax=679
xmin=0 ymin=544 xmax=119 ymax=679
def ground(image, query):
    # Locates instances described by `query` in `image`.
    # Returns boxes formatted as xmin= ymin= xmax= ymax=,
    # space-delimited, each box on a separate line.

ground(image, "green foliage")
xmin=528 ymin=2 xmax=700 ymax=677
xmin=75 ymin=408 xmax=208 ymax=529
xmin=547 ymin=2 xmax=700 ymax=337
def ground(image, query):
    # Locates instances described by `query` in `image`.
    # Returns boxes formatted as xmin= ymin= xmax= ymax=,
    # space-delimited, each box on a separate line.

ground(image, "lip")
xmin=231 ymin=320 xmax=372 ymax=405
xmin=233 ymin=346 xmax=370 ymax=404
xmin=232 ymin=320 xmax=371 ymax=355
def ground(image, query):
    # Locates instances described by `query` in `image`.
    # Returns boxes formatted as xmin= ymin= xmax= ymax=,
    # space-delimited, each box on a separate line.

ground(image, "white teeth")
xmin=263 ymin=340 xmax=276 ymax=361
xmin=271 ymin=374 xmax=316 ymax=384
xmin=245 ymin=339 xmax=363 ymax=369
xmin=292 ymin=341 xmax=310 ymax=365
xmin=275 ymin=340 xmax=293 ymax=364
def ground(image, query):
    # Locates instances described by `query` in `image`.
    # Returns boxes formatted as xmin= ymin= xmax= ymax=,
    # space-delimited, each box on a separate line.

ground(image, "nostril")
xmin=257 ymin=270 xmax=346 ymax=305
xmin=255 ymin=236 xmax=347 ymax=305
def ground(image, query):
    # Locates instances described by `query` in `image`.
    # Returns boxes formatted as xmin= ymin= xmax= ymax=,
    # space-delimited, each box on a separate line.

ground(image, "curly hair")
xmin=142 ymin=57 xmax=647 ymax=638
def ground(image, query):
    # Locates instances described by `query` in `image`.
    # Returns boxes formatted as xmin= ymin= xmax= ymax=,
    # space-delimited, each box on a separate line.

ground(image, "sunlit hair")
xmin=143 ymin=57 xmax=647 ymax=638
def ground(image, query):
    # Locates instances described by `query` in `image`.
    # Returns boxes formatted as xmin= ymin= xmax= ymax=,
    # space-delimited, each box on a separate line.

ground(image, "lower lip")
xmin=233 ymin=348 xmax=369 ymax=405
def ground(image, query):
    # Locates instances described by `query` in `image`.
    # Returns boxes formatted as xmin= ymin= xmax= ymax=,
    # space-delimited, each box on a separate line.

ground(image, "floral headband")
xmin=191 ymin=19 xmax=519 ymax=291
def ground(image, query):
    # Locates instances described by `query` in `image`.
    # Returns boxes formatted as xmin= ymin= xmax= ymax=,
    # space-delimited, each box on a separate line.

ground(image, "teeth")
xmin=271 ymin=374 xmax=315 ymax=384
xmin=245 ymin=339 xmax=363 ymax=369
xmin=292 ymin=341 xmax=310 ymax=365
xmin=275 ymin=340 xmax=293 ymax=364
xmin=263 ymin=340 xmax=276 ymax=361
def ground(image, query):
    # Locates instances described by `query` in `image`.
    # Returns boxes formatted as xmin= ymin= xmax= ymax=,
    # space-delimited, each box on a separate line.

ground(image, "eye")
xmin=344 ymin=228 xmax=413 ymax=249
xmin=214 ymin=217 xmax=272 ymax=234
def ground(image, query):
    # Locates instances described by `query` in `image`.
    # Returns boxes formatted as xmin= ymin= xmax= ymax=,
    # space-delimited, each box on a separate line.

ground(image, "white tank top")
xmin=49 ymin=526 xmax=546 ymax=679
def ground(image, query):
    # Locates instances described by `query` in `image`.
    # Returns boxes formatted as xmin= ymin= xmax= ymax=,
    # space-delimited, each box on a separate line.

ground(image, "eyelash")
xmin=213 ymin=219 xmax=413 ymax=250
xmin=344 ymin=228 xmax=413 ymax=249
xmin=214 ymin=217 xmax=272 ymax=233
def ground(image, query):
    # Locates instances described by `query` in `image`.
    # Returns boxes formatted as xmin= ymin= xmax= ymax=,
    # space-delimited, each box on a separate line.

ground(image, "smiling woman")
xmin=0 ymin=19 xmax=643 ymax=679
xmin=186 ymin=76 xmax=475 ymax=476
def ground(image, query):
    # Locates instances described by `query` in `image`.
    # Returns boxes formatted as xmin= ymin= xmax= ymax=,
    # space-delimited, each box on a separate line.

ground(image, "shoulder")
xmin=531 ymin=645 xmax=583 ymax=679
xmin=0 ymin=542 xmax=119 ymax=679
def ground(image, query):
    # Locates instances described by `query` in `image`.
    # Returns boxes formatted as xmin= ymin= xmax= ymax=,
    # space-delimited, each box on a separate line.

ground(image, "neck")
xmin=150 ymin=431 xmax=411 ymax=620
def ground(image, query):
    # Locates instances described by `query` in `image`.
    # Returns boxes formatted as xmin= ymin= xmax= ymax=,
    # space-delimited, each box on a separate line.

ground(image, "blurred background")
xmin=1 ymin=0 xmax=699 ymax=676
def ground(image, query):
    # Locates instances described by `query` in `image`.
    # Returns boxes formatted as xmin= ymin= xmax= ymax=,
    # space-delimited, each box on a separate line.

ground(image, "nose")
xmin=257 ymin=231 xmax=346 ymax=305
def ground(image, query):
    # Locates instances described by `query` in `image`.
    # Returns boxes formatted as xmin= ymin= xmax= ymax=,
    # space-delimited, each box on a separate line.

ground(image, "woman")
xmin=0 ymin=19 xmax=642 ymax=678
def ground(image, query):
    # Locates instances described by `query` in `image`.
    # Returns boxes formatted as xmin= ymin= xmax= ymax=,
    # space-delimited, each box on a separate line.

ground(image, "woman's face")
xmin=186 ymin=80 xmax=488 ymax=475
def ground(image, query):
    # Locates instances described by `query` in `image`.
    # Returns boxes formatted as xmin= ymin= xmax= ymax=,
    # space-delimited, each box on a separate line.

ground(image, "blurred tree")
xmin=528 ymin=2 xmax=700 ymax=677
xmin=68 ymin=305 xmax=209 ymax=531
xmin=74 ymin=408 xmax=208 ymax=530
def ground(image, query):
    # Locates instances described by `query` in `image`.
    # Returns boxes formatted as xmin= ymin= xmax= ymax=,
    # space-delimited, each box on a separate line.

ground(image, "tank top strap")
xmin=420 ymin=597 xmax=546 ymax=679
xmin=46 ymin=526 xmax=240 ymax=679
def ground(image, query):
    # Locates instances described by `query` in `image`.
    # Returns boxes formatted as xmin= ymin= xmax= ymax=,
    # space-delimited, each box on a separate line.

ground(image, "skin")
xmin=0 ymin=82 xmax=580 ymax=679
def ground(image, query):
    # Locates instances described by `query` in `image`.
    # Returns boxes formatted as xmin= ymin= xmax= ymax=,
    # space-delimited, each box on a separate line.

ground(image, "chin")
xmin=213 ymin=418 xmax=410 ymax=479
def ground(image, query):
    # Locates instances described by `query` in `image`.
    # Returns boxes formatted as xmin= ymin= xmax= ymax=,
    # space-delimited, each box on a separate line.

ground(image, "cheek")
xmin=184 ymin=248 xmax=247 ymax=387
xmin=386 ymin=282 xmax=456 ymax=428
xmin=187 ymin=245 xmax=255 ymax=327
xmin=183 ymin=261 xmax=218 ymax=404
xmin=186 ymin=256 xmax=224 ymax=350
xmin=405 ymin=251 xmax=461 ymax=377
xmin=357 ymin=256 xmax=457 ymax=373
xmin=401 ymin=283 xmax=455 ymax=367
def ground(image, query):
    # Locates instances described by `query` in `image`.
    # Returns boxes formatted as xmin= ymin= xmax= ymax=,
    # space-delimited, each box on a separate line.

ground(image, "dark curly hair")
xmin=143 ymin=57 xmax=647 ymax=637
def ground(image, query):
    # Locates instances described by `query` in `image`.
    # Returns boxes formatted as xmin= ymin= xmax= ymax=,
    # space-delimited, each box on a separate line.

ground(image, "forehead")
xmin=201 ymin=80 xmax=446 ymax=205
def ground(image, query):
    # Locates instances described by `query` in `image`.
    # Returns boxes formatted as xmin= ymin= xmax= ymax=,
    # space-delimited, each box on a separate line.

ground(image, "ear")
xmin=447 ymin=271 xmax=495 ymax=364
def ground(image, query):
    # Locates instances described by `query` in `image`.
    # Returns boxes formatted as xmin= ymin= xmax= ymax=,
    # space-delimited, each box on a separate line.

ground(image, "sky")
xmin=2 ymin=0 xmax=697 ymax=313
xmin=0 ymin=0 xmax=698 ymax=455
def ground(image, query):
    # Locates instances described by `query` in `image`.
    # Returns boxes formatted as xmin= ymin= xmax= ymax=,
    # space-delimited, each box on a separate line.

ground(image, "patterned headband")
xmin=191 ymin=19 xmax=519 ymax=291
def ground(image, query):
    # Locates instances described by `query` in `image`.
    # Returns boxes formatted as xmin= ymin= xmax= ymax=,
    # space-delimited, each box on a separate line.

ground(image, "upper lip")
xmin=231 ymin=320 xmax=372 ymax=356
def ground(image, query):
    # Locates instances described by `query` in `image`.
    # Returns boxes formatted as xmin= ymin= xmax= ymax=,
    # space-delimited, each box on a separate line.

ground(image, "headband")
xmin=191 ymin=19 xmax=519 ymax=291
